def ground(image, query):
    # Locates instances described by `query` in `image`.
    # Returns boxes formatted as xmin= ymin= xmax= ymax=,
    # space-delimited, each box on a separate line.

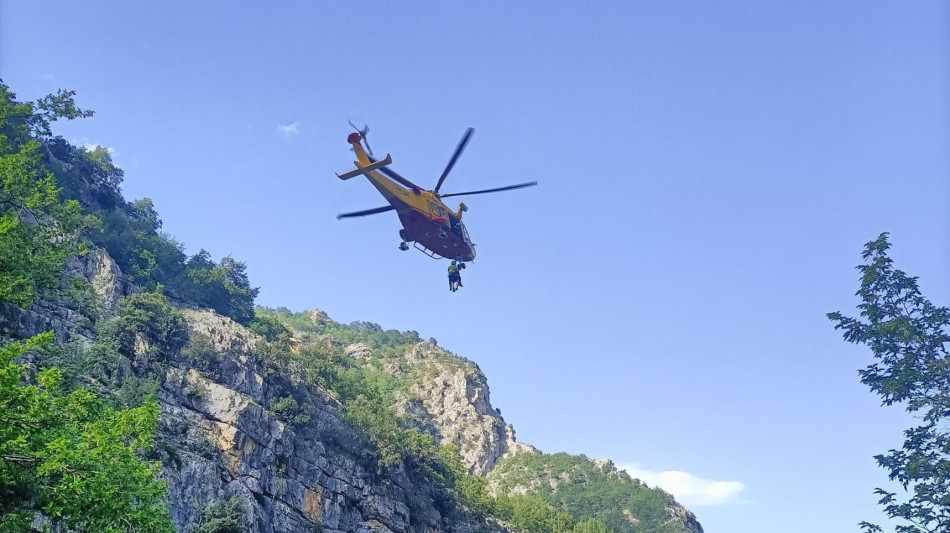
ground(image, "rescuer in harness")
xmin=448 ymin=260 xmax=465 ymax=292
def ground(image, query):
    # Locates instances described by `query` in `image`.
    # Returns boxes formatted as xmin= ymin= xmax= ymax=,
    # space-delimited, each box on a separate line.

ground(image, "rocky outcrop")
xmin=159 ymin=320 xmax=409 ymax=533
xmin=0 ymin=249 xmax=121 ymax=343
xmin=356 ymin=341 xmax=536 ymax=476
xmin=160 ymin=309 xmax=503 ymax=533
xmin=70 ymin=248 xmax=133 ymax=313
xmin=4 ymin=246 xmax=702 ymax=533
xmin=667 ymin=504 xmax=704 ymax=533
xmin=0 ymin=300 xmax=92 ymax=344
xmin=2 ymin=250 xmax=502 ymax=533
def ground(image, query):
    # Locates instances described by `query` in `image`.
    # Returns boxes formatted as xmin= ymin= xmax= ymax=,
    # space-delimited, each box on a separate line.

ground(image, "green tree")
xmin=0 ymin=332 xmax=174 ymax=532
xmin=193 ymin=497 xmax=246 ymax=533
xmin=94 ymin=198 xmax=187 ymax=289
xmin=182 ymin=250 xmax=259 ymax=325
xmin=0 ymin=83 xmax=92 ymax=307
xmin=829 ymin=233 xmax=950 ymax=533
xmin=105 ymin=290 xmax=190 ymax=359
xmin=0 ymin=81 xmax=93 ymax=152
xmin=249 ymin=310 xmax=289 ymax=342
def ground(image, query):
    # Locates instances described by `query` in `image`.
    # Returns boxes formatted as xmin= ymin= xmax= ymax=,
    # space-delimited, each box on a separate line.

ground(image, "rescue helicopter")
xmin=334 ymin=124 xmax=537 ymax=263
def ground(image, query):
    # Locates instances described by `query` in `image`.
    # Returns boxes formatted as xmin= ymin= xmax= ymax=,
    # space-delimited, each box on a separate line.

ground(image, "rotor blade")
xmin=348 ymin=121 xmax=373 ymax=155
xmin=367 ymin=155 xmax=425 ymax=191
xmin=438 ymin=181 xmax=538 ymax=198
xmin=336 ymin=205 xmax=396 ymax=220
xmin=434 ymin=127 xmax=474 ymax=193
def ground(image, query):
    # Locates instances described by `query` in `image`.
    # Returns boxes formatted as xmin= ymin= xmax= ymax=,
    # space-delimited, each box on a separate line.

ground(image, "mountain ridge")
xmin=0 ymin=82 xmax=703 ymax=532
xmin=2 ymin=246 xmax=703 ymax=532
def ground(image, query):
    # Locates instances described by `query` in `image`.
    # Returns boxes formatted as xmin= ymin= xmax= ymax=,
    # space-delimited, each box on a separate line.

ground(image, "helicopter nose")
xmin=347 ymin=132 xmax=362 ymax=144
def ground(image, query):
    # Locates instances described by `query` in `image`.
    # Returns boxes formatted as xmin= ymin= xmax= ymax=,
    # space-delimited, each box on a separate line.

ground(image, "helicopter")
xmin=335 ymin=123 xmax=537 ymax=263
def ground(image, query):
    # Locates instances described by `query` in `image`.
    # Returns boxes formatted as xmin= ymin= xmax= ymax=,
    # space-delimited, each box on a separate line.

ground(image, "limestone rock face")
xmin=389 ymin=343 xmax=537 ymax=476
xmin=0 ymin=249 xmax=127 ymax=343
xmin=4 ymin=246 xmax=703 ymax=533
xmin=71 ymin=248 xmax=133 ymax=313
xmin=157 ymin=309 xmax=498 ymax=533
xmin=2 ymin=251 xmax=503 ymax=533
xmin=667 ymin=504 xmax=704 ymax=533
xmin=0 ymin=300 xmax=92 ymax=344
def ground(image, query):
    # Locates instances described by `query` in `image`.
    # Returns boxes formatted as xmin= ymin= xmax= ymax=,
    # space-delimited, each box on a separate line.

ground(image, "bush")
xmin=181 ymin=332 xmax=221 ymax=374
xmin=249 ymin=311 xmax=289 ymax=342
xmin=193 ymin=497 xmax=246 ymax=533
xmin=269 ymin=395 xmax=311 ymax=425
xmin=105 ymin=290 xmax=189 ymax=359
xmin=0 ymin=332 xmax=174 ymax=533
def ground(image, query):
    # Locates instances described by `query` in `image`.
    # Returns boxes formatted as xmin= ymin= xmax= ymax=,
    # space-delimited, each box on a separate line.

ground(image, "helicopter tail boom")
xmin=336 ymin=154 xmax=393 ymax=180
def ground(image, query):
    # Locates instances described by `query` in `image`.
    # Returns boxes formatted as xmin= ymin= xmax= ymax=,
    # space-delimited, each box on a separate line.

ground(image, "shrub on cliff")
xmin=0 ymin=332 xmax=174 ymax=532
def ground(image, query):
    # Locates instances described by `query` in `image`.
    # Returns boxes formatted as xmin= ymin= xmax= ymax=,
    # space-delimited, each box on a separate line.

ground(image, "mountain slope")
xmin=3 ymin=252 xmax=497 ymax=533
xmin=1 ymin=83 xmax=703 ymax=533
xmin=488 ymin=453 xmax=702 ymax=533
xmin=265 ymin=308 xmax=703 ymax=533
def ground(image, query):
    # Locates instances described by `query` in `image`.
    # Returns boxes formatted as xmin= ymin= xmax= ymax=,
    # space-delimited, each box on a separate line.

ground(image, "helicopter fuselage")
xmin=342 ymin=137 xmax=476 ymax=262
xmin=370 ymin=173 xmax=476 ymax=261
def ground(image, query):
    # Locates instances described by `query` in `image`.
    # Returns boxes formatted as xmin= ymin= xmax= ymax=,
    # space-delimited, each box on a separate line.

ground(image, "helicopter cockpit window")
xmin=430 ymin=202 xmax=447 ymax=220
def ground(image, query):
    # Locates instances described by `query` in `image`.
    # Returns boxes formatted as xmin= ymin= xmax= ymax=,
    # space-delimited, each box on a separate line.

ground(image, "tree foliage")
xmin=2 ymin=80 xmax=258 ymax=323
xmin=181 ymin=250 xmax=258 ymax=325
xmin=829 ymin=233 xmax=950 ymax=533
xmin=0 ymin=82 xmax=93 ymax=151
xmin=0 ymin=333 xmax=174 ymax=533
xmin=0 ymin=82 xmax=90 ymax=308
xmin=192 ymin=497 xmax=246 ymax=533
xmin=105 ymin=289 xmax=190 ymax=359
xmin=490 ymin=452 xmax=682 ymax=533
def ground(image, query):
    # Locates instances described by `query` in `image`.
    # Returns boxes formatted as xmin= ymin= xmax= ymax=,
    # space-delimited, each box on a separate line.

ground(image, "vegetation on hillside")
xmin=0 ymin=82 xmax=91 ymax=308
xmin=249 ymin=308 xmax=622 ymax=532
xmin=256 ymin=308 xmax=702 ymax=532
xmin=0 ymin=332 xmax=175 ymax=532
xmin=1 ymin=82 xmax=176 ymax=532
xmin=257 ymin=307 xmax=475 ymax=401
xmin=829 ymin=233 xmax=950 ymax=533
xmin=0 ymin=79 xmax=681 ymax=533
xmin=489 ymin=453 xmax=688 ymax=533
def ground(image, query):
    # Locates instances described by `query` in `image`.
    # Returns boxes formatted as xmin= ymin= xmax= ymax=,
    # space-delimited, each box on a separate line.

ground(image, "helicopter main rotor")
xmin=336 ymin=125 xmax=537 ymax=220
xmin=434 ymin=127 xmax=474 ymax=194
xmin=430 ymin=127 xmax=537 ymax=199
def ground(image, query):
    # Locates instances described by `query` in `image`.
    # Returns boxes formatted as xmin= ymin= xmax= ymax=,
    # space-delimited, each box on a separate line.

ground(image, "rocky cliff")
xmin=2 ymin=251 xmax=500 ymax=533
xmin=2 ymin=248 xmax=702 ymax=533
xmin=348 ymin=340 xmax=537 ymax=476
xmin=158 ymin=309 xmax=459 ymax=533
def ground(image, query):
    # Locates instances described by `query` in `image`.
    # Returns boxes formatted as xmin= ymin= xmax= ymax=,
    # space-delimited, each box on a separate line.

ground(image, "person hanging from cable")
xmin=447 ymin=260 xmax=465 ymax=292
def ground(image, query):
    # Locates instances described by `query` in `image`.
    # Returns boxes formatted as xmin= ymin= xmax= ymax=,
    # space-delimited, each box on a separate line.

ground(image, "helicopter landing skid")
xmin=413 ymin=242 xmax=446 ymax=260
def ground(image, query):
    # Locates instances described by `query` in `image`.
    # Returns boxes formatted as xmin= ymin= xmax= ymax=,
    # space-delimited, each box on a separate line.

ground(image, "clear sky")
xmin=3 ymin=2 xmax=948 ymax=531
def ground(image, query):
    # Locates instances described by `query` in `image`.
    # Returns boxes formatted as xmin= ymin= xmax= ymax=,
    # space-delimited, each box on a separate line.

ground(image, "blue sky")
xmin=3 ymin=2 xmax=948 ymax=531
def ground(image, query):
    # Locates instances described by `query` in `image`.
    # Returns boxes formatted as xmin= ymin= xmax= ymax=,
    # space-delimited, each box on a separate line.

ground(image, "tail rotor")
xmin=348 ymin=120 xmax=373 ymax=155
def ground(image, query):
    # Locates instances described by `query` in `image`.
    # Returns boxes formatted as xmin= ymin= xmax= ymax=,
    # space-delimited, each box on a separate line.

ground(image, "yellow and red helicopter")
xmin=335 ymin=124 xmax=536 ymax=262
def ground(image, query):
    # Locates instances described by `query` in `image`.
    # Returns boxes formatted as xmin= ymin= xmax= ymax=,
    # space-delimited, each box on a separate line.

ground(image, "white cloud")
xmin=278 ymin=121 xmax=299 ymax=136
xmin=617 ymin=463 xmax=747 ymax=506
xmin=71 ymin=138 xmax=119 ymax=159
xmin=43 ymin=74 xmax=55 ymax=81
xmin=81 ymin=143 xmax=115 ymax=155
